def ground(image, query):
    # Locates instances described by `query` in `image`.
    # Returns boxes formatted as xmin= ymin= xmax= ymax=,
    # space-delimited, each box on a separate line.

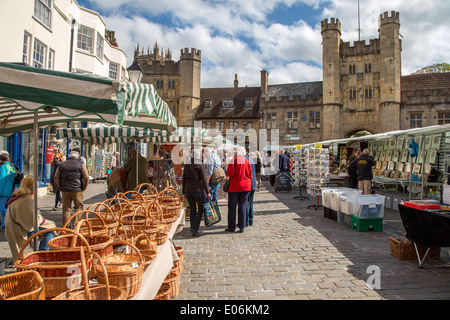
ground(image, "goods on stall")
xmin=174 ymin=246 xmax=184 ymax=274
xmin=134 ymin=233 xmax=158 ymax=271
xmin=306 ymin=147 xmax=330 ymax=196
xmin=15 ymin=228 xmax=92 ymax=299
xmin=53 ymin=248 xmax=128 ymax=300
xmin=96 ymin=240 xmax=145 ymax=298
xmin=154 ymin=283 xmax=172 ymax=300
xmin=163 ymin=265 xmax=181 ymax=299
xmin=85 ymin=204 xmax=120 ymax=237
xmin=0 ymin=270 xmax=45 ymax=300
xmin=351 ymin=216 xmax=383 ymax=232
xmin=62 ymin=210 xmax=111 ymax=237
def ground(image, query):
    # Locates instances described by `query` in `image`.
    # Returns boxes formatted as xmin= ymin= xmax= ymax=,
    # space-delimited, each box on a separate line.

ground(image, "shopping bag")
xmin=203 ymin=198 xmax=221 ymax=227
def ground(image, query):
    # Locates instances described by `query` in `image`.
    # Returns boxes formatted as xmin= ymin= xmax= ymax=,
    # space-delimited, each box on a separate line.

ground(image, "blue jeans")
xmin=185 ymin=192 xmax=207 ymax=232
xmin=246 ymin=191 xmax=255 ymax=226
xmin=209 ymin=181 xmax=220 ymax=202
xmin=0 ymin=196 xmax=9 ymax=228
xmin=28 ymin=228 xmax=54 ymax=251
xmin=227 ymin=191 xmax=250 ymax=230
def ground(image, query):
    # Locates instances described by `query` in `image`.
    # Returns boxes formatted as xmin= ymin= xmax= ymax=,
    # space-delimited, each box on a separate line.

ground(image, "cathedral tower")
xmin=178 ymin=47 xmax=201 ymax=127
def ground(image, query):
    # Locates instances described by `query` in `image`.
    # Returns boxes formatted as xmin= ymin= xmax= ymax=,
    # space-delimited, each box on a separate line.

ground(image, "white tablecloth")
xmin=131 ymin=208 xmax=185 ymax=300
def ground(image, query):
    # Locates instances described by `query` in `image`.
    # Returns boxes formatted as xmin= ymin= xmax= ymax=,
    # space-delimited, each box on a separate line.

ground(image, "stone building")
xmin=135 ymin=10 xmax=450 ymax=147
xmin=134 ymin=42 xmax=201 ymax=128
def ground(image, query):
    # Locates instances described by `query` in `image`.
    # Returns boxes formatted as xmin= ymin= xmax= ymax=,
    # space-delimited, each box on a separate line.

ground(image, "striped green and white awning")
xmin=0 ymin=62 xmax=177 ymax=135
xmin=56 ymin=125 xmax=209 ymax=145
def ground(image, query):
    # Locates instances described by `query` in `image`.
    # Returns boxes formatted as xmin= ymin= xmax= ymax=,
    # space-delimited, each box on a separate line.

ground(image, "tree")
xmin=412 ymin=62 xmax=450 ymax=75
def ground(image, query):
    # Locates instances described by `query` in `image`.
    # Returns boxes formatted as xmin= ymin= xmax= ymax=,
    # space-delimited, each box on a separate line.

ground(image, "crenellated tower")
xmin=378 ymin=11 xmax=402 ymax=132
xmin=321 ymin=18 xmax=342 ymax=140
xmin=178 ymin=47 xmax=202 ymax=127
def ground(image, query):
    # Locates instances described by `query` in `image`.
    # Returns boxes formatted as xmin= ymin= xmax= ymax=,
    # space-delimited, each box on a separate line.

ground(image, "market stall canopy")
xmin=0 ymin=62 xmax=177 ymax=135
xmin=56 ymin=125 xmax=209 ymax=145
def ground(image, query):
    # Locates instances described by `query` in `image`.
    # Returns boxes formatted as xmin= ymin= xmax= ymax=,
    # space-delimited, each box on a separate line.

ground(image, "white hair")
xmin=236 ymin=147 xmax=246 ymax=157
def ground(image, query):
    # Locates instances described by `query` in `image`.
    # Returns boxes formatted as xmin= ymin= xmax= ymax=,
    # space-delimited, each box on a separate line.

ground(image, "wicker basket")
xmin=154 ymin=283 xmax=172 ymax=300
xmin=147 ymin=201 xmax=170 ymax=245
xmin=96 ymin=240 xmax=145 ymax=298
xmin=134 ymin=183 xmax=158 ymax=202
xmin=0 ymin=270 xmax=45 ymax=300
xmin=15 ymin=228 xmax=92 ymax=299
xmin=157 ymin=187 xmax=182 ymax=222
xmin=174 ymin=246 xmax=184 ymax=273
xmin=389 ymin=237 xmax=441 ymax=260
xmin=86 ymin=203 xmax=120 ymax=236
xmin=134 ymin=234 xmax=157 ymax=271
xmin=53 ymin=249 xmax=127 ymax=300
xmin=62 ymin=210 xmax=111 ymax=237
xmin=163 ymin=266 xmax=180 ymax=299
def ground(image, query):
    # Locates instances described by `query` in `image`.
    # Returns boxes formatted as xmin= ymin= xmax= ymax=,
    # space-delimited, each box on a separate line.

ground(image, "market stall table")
xmin=398 ymin=204 xmax=450 ymax=268
xmin=131 ymin=208 xmax=185 ymax=300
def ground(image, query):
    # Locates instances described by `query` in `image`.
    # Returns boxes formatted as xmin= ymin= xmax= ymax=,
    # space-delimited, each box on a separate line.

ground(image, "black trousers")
xmin=185 ymin=191 xmax=206 ymax=232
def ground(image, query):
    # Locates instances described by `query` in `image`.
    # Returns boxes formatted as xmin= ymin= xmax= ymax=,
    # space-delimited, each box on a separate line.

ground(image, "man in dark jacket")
xmin=278 ymin=149 xmax=290 ymax=172
xmin=54 ymin=150 xmax=89 ymax=227
xmin=347 ymin=148 xmax=376 ymax=195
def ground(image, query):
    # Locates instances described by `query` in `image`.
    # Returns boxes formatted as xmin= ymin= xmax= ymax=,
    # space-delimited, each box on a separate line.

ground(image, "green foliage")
xmin=412 ymin=62 xmax=450 ymax=74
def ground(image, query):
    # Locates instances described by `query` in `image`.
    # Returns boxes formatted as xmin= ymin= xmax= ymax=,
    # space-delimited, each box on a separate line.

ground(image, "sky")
xmin=76 ymin=0 xmax=450 ymax=88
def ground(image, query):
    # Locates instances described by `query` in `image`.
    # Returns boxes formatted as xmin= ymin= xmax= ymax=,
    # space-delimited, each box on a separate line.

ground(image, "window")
xmin=48 ymin=49 xmax=55 ymax=70
xmin=34 ymin=0 xmax=52 ymax=29
xmin=310 ymin=111 xmax=320 ymax=129
xmin=438 ymin=112 xmax=450 ymax=125
xmin=172 ymin=104 xmax=177 ymax=116
xmin=23 ymin=32 xmax=31 ymax=64
xmin=287 ymin=112 xmax=298 ymax=129
xmin=160 ymin=80 xmax=164 ymax=89
xmin=222 ymin=99 xmax=233 ymax=108
xmin=168 ymin=80 xmax=171 ymax=89
xmin=172 ymin=80 xmax=175 ymax=89
xmin=202 ymin=121 xmax=211 ymax=129
xmin=365 ymin=63 xmax=372 ymax=73
xmin=365 ymin=87 xmax=372 ymax=98
xmin=349 ymin=64 xmax=356 ymax=74
xmin=33 ymin=39 xmax=46 ymax=69
xmin=410 ymin=112 xmax=423 ymax=128
xmin=109 ymin=62 xmax=118 ymax=79
xmin=349 ymin=88 xmax=356 ymax=99
xmin=215 ymin=121 xmax=225 ymax=133
xmin=243 ymin=121 xmax=252 ymax=131
xmin=204 ymin=100 xmax=211 ymax=108
xmin=96 ymin=32 xmax=104 ymax=59
xmin=245 ymin=99 xmax=252 ymax=108
xmin=77 ymin=25 xmax=94 ymax=53
xmin=266 ymin=113 xmax=277 ymax=129
xmin=229 ymin=121 xmax=238 ymax=131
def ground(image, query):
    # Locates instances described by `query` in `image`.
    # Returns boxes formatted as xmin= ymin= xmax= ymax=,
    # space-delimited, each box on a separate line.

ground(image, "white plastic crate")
xmin=353 ymin=194 xmax=386 ymax=219
xmin=330 ymin=190 xmax=362 ymax=211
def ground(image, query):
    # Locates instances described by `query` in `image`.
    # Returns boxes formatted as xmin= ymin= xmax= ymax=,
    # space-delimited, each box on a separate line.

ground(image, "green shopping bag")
xmin=203 ymin=198 xmax=221 ymax=227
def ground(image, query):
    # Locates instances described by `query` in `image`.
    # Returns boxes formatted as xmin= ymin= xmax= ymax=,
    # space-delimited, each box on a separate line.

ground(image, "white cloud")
xmin=83 ymin=0 xmax=450 ymax=87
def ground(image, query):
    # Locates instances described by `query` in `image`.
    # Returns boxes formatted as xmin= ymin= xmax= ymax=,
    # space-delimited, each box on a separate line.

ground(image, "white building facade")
xmin=0 ymin=0 xmax=129 ymax=180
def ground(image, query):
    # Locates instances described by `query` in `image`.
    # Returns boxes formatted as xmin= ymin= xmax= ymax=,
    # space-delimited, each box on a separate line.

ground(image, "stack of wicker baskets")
xmin=7 ymin=184 xmax=184 ymax=300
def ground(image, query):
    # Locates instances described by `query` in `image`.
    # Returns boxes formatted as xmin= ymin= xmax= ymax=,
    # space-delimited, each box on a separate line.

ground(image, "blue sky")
xmin=77 ymin=0 xmax=450 ymax=88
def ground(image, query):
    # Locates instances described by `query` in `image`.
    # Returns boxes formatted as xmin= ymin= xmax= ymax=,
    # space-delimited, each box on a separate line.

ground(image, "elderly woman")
xmin=5 ymin=176 xmax=56 ymax=263
xmin=225 ymin=147 xmax=253 ymax=233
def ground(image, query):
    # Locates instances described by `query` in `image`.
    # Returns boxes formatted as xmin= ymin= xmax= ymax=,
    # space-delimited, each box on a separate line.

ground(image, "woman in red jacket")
xmin=225 ymin=147 xmax=253 ymax=233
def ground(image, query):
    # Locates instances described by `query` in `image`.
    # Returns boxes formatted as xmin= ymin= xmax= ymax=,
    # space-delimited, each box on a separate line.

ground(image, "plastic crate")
xmin=403 ymin=201 xmax=440 ymax=210
xmin=330 ymin=190 xmax=362 ymax=211
xmin=351 ymin=216 xmax=383 ymax=232
xmin=353 ymin=194 xmax=386 ymax=219
xmin=322 ymin=187 xmax=353 ymax=208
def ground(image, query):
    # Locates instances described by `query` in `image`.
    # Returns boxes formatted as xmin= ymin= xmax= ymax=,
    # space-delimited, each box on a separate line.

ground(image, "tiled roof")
xmin=196 ymin=86 xmax=261 ymax=119
xmin=401 ymin=72 xmax=450 ymax=91
xmin=266 ymin=81 xmax=323 ymax=98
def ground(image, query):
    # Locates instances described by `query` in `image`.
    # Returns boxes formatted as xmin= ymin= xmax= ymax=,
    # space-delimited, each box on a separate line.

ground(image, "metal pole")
xmin=33 ymin=111 xmax=39 ymax=251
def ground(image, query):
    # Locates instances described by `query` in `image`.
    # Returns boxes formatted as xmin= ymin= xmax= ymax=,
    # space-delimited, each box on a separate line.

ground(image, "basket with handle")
xmin=15 ymin=228 xmax=92 ymax=299
xmin=156 ymin=187 xmax=182 ymax=222
xmin=174 ymin=246 xmax=184 ymax=273
xmin=134 ymin=183 xmax=158 ymax=202
xmin=162 ymin=265 xmax=180 ymax=299
xmin=0 ymin=270 xmax=45 ymax=300
xmin=96 ymin=240 xmax=145 ymax=298
xmin=61 ymin=209 xmax=110 ymax=237
xmin=53 ymin=247 xmax=128 ymax=300
xmin=134 ymin=233 xmax=157 ymax=271
xmin=86 ymin=203 xmax=120 ymax=236
xmin=50 ymin=220 xmax=114 ymax=278
xmin=147 ymin=201 xmax=170 ymax=245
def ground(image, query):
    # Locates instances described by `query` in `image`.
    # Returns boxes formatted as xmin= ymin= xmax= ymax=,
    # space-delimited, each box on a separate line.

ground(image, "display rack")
xmin=292 ymin=149 xmax=309 ymax=201
xmin=306 ymin=147 xmax=330 ymax=210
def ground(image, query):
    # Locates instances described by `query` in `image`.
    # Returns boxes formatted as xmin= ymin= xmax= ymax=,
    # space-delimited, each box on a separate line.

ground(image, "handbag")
xmin=223 ymin=157 xmax=237 ymax=193
xmin=203 ymin=198 xmax=221 ymax=226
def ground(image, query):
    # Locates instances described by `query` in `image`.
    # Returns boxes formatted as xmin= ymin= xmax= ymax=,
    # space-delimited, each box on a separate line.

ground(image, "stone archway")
xmin=344 ymin=127 xmax=376 ymax=139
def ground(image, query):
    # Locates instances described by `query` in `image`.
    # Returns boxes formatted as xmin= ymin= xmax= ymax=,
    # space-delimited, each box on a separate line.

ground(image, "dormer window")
xmin=245 ymin=99 xmax=252 ymax=108
xmin=222 ymin=99 xmax=233 ymax=108
xmin=205 ymin=100 xmax=212 ymax=108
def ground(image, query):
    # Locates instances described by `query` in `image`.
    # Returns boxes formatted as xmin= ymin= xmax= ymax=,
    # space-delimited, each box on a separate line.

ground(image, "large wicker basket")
xmin=134 ymin=183 xmax=158 ymax=202
xmin=134 ymin=233 xmax=158 ymax=271
xmin=0 ymin=270 xmax=45 ymax=300
xmin=62 ymin=210 xmax=110 ymax=237
xmin=154 ymin=283 xmax=172 ymax=300
xmin=163 ymin=266 xmax=180 ymax=299
xmin=15 ymin=228 xmax=92 ymax=299
xmin=96 ymin=240 xmax=145 ymax=298
xmin=53 ymin=249 xmax=127 ymax=300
